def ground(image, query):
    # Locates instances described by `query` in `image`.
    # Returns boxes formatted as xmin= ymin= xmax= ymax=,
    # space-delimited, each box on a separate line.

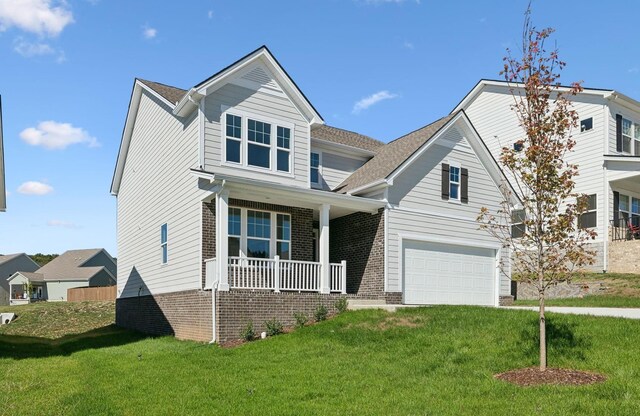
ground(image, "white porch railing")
xmin=205 ymin=256 xmax=346 ymax=294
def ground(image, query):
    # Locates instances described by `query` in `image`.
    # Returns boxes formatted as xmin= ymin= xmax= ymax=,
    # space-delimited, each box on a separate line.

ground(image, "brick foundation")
xmin=116 ymin=290 xmax=212 ymax=342
xmin=385 ymin=292 xmax=402 ymax=304
xmin=216 ymin=290 xmax=344 ymax=343
xmin=608 ymin=239 xmax=640 ymax=274
xmin=499 ymin=295 xmax=514 ymax=306
xmin=330 ymin=208 xmax=385 ymax=298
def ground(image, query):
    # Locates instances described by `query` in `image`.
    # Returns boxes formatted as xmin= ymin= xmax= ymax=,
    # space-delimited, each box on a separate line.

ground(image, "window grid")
xmin=276 ymin=126 xmax=291 ymax=172
xmin=225 ymin=114 xmax=242 ymax=163
xmin=449 ymin=166 xmax=460 ymax=201
xmin=247 ymin=210 xmax=271 ymax=258
xmin=310 ymin=152 xmax=320 ymax=184
xmin=276 ymin=213 xmax=291 ymax=260
xmin=622 ymin=118 xmax=633 ymax=154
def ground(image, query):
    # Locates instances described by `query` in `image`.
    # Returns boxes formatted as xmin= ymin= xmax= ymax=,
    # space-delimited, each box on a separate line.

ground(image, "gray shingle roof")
xmin=0 ymin=253 xmax=23 ymax=266
xmin=311 ymin=125 xmax=384 ymax=152
xmin=335 ymin=115 xmax=455 ymax=194
xmin=16 ymin=272 xmax=45 ymax=282
xmin=138 ymin=79 xmax=187 ymax=105
xmin=36 ymin=249 xmax=110 ymax=281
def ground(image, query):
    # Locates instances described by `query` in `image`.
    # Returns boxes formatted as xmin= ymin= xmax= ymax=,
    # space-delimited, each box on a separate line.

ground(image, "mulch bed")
xmin=495 ymin=367 xmax=607 ymax=386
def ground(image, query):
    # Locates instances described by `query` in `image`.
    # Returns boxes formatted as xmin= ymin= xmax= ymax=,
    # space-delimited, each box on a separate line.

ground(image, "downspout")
xmin=209 ymin=279 xmax=218 ymax=344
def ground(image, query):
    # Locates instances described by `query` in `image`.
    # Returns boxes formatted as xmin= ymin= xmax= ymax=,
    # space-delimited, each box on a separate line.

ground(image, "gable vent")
xmin=241 ymin=67 xmax=280 ymax=90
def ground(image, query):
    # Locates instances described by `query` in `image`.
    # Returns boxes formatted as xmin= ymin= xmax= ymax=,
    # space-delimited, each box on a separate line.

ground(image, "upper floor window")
xmin=160 ymin=223 xmax=168 ymax=264
xmin=449 ymin=166 xmax=461 ymax=201
xmin=511 ymin=209 xmax=526 ymax=238
xmin=223 ymin=112 xmax=292 ymax=174
xmin=310 ymin=152 xmax=320 ymax=185
xmin=580 ymin=117 xmax=593 ymax=132
xmin=622 ymin=118 xmax=632 ymax=154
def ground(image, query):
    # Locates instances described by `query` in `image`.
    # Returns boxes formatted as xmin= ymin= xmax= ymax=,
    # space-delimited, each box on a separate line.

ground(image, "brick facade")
xmin=116 ymin=290 xmax=213 ymax=342
xmin=330 ymin=208 xmax=385 ymax=298
xmin=608 ymin=240 xmax=640 ymax=274
xmin=216 ymin=290 xmax=344 ymax=343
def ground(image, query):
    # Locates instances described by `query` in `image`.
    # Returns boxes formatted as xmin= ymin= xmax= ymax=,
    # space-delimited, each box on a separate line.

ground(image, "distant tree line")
xmin=29 ymin=253 xmax=59 ymax=267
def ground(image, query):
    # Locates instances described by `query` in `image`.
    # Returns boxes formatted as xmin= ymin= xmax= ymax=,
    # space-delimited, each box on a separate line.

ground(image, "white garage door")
xmin=403 ymin=240 xmax=496 ymax=306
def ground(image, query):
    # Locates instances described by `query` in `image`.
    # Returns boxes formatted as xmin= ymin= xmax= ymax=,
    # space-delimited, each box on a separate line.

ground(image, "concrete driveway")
xmin=502 ymin=306 xmax=640 ymax=320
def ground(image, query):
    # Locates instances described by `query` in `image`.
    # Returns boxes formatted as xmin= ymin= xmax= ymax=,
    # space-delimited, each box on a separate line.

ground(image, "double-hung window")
xmin=160 ymin=223 xmax=168 ymax=264
xmin=622 ymin=118 xmax=633 ymax=154
xmin=247 ymin=210 xmax=271 ymax=258
xmin=225 ymin=114 xmax=242 ymax=163
xmin=276 ymin=214 xmax=291 ymax=259
xmin=619 ymin=194 xmax=630 ymax=221
xmin=634 ymin=124 xmax=640 ymax=155
xmin=449 ymin=165 xmax=461 ymax=201
xmin=276 ymin=126 xmax=291 ymax=172
xmin=511 ymin=209 xmax=526 ymax=238
xmin=228 ymin=208 xmax=241 ymax=257
xmin=633 ymin=197 xmax=640 ymax=227
xmin=247 ymin=119 xmax=271 ymax=168
xmin=578 ymin=194 xmax=597 ymax=229
xmin=310 ymin=152 xmax=320 ymax=185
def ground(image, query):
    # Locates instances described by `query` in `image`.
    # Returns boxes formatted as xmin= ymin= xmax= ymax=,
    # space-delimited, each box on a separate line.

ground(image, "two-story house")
xmin=455 ymin=79 xmax=640 ymax=274
xmin=111 ymin=47 xmax=516 ymax=343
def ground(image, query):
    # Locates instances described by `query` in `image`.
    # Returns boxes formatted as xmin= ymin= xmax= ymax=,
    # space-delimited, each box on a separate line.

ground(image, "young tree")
xmin=477 ymin=7 xmax=597 ymax=371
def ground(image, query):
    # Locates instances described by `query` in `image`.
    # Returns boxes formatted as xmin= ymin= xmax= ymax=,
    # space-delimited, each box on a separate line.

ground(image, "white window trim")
xmin=622 ymin=118 xmax=633 ymax=155
xmin=228 ymin=207 xmax=291 ymax=259
xmin=220 ymin=108 xmax=295 ymax=178
xmin=448 ymin=161 xmax=461 ymax=204
xmin=310 ymin=150 xmax=322 ymax=188
xmin=160 ymin=223 xmax=168 ymax=265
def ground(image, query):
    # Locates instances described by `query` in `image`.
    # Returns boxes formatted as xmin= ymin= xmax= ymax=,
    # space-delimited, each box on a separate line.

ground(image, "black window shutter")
xmin=613 ymin=191 xmax=620 ymax=223
xmin=461 ymin=168 xmax=469 ymax=203
xmin=441 ymin=164 xmax=450 ymax=200
xmin=616 ymin=114 xmax=623 ymax=152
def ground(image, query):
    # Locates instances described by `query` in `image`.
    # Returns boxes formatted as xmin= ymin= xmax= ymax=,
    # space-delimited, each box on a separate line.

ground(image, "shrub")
xmin=240 ymin=321 xmax=255 ymax=342
xmin=264 ymin=318 xmax=284 ymax=336
xmin=293 ymin=312 xmax=308 ymax=328
xmin=335 ymin=297 xmax=348 ymax=313
xmin=314 ymin=304 xmax=328 ymax=322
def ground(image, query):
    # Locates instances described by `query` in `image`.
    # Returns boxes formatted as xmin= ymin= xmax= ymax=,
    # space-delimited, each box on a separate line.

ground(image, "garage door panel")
xmin=403 ymin=240 xmax=495 ymax=306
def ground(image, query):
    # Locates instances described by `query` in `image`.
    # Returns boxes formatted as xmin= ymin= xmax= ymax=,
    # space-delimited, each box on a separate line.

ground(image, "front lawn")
xmin=514 ymin=272 xmax=640 ymax=308
xmin=1 ymin=304 xmax=640 ymax=415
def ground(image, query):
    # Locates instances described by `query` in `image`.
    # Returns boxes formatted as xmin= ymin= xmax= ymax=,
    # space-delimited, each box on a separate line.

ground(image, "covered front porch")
xmin=606 ymin=157 xmax=640 ymax=242
xmin=194 ymin=170 xmax=385 ymax=295
xmin=7 ymin=272 xmax=46 ymax=306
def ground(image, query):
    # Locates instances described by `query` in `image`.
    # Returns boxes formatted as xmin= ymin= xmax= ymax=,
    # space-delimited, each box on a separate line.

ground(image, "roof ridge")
xmin=385 ymin=115 xmax=453 ymax=145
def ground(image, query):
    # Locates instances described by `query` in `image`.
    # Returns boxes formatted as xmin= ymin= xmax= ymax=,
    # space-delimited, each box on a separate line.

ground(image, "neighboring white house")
xmin=0 ymin=254 xmax=40 ymax=305
xmin=454 ymin=79 xmax=640 ymax=273
xmin=0 ymin=95 xmax=6 ymax=212
xmin=7 ymin=249 xmax=116 ymax=305
xmin=111 ymin=46 xmax=515 ymax=343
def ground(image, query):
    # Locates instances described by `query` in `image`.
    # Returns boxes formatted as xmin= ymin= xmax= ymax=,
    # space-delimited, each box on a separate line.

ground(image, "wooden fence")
xmin=67 ymin=286 xmax=116 ymax=302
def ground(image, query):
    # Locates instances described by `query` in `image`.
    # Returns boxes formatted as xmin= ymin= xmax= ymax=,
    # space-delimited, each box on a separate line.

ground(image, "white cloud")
xmin=18 ymin=181 xmax=53 ymax=195
xmin=13 ymin=37 xmax=54 ymax=56
xmin=352 ymin=90 xmax=399 ymax=114
xmin=142 ymin=25 xmax=157 ymax=39
xmin=20 ymin=121 xmax=99 ymax=150
xmin=207 ymin=10 xmax=213 ymax=19
xmin=403 ymin=41 xmax=414 ymax=50
xmin=47 ymin=219 xmax=81 ymax=229
xmin=0 ymin=0 xmax=74 ymax=37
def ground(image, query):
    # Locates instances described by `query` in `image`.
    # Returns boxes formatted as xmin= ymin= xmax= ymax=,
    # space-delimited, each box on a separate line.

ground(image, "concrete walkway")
xmin=502 ymin=306 xmax=640 ymax=320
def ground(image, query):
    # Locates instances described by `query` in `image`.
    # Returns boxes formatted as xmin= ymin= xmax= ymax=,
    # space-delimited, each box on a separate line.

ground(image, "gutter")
xmin=346 ymin=179 xmax=391 ymax=196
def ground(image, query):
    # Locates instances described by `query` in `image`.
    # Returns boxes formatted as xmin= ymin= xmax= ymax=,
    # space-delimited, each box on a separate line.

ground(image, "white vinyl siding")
xmin=203 ymin=81 xmax=309 ymax=187
xmin=117 ymin=90 xmax=205 ymax=298
xmin=309 ymin=145 xmax=368 ymax=190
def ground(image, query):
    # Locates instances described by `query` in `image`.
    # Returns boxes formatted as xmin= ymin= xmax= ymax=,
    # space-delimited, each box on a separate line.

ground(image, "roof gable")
xmin=33 ymin=249 xmax=115 ymax=281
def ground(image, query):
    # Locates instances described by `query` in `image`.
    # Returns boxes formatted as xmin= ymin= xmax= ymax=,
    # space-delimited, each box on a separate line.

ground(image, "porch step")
xmin=347 ymin=299 xmax=423 ymax=313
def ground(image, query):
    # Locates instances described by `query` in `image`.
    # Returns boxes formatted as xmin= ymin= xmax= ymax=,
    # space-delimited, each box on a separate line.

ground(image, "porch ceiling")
xmin=611 ymin=176 xmax=640 ymax=195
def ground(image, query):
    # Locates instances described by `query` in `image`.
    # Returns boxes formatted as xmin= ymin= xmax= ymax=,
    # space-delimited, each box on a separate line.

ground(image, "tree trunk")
xmin=539 ymin=289 xmax=547 ymax=371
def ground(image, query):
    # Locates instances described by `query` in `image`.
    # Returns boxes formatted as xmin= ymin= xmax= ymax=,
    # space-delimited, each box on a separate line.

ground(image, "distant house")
xmin=8 ymin=249 xmax=116 ymax=305
xmin=0 ymin=254 xmax=39 ymax=305
xmin=0 ymin=95 xmax=5 ymax=212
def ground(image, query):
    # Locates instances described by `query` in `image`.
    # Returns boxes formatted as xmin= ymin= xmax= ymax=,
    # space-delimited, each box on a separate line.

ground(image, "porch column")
xmin=216 ymin=190 xmax=230 ymax=291
xmin=319 ymin=203 xmax=331 ymax=294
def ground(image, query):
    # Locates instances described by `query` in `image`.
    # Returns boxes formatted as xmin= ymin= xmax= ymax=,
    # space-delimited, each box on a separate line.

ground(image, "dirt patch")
xmin=495 ymin=367 xmax=606 ymax=386
xmin=345 ymin=315 xmax=425 ymax=331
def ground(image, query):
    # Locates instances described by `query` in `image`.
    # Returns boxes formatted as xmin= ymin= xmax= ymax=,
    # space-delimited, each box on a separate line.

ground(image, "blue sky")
xmin=1 ymin=0 xmax=638 ymax=256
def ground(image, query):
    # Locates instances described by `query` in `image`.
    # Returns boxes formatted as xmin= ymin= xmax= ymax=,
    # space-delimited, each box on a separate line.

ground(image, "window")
xmin=580 ymin=117 xmax=593 ymax=132
xmin=160 ymin=223 xmax=168 ymax=264
xmin=578 ymin=194 xmax=597 ymax=229
xmin=449 ymin=166 xmax=461 ymax=201
xmin=622 ymin=118 xmax=632 ymax=154
xmin=247 ymin=210 xmax=271 ymax=258
xmin=511 ymin=209 xmax=526 ymax=238
xmin=228 ymin=208 xmax=241 ymax=257
xmin=276 ymin=214 xmax=291 ymax=259
xmin=276 ymin=126 xmax=291 ymax=172
xmin=619 ymin=194 xmax=630 ymax=221
xmin=635 ymin=125 xmax=640 ymax=156
xmin=633 ymin=197 xmax=640 ymax=227
xmin=225 ymin=114 xmax=242 ymax=163
xmin=513 ymin=141 xmax=524 ymax=152
xmin=310 ymin=152 xmax=320 ymax=185
xmin=223 ymin=112 xmax=293 ymax=173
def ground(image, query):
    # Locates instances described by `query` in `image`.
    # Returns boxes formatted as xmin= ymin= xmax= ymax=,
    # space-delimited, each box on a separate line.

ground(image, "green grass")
xmin=1 ymin=303 xmax=640 ymax=415
xmin=513 ymin=273 xmax=640 ymax=308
